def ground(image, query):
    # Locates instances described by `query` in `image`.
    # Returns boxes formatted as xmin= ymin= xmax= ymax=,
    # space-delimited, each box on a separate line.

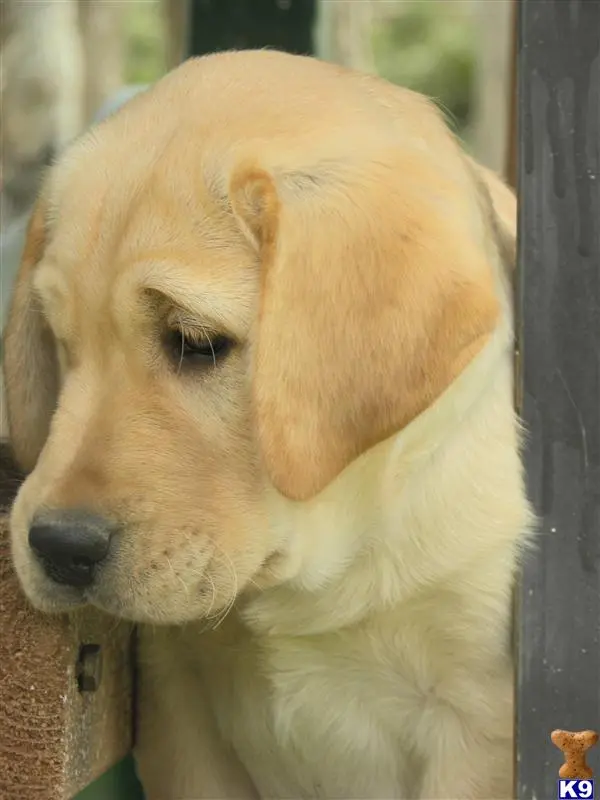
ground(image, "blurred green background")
xmin=372 ymin=2 xmax=475 ymax=138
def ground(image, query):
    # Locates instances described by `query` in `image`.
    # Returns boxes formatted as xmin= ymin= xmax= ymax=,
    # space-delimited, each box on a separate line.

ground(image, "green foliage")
xmin=372 ymin=1 xmax=476 ymax=136
xmin=123 ymin=1 xmax=166 ymax=85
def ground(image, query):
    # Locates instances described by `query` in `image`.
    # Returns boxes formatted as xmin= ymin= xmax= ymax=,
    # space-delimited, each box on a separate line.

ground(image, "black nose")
xmin=29 ymin=509 xmax=115 ymax=588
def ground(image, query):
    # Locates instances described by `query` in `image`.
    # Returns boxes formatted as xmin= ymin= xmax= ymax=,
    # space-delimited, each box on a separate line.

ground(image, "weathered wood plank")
xmin=0 ymin=442 xmax=134 ymax=800
xmin=515 ymin=0 xmax=600 ymax=797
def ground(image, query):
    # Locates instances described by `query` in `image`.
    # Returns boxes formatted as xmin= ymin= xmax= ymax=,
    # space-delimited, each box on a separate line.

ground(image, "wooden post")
xmin=505 ymin=0 xmax=518 ymax=189
xmin=470 ymin=0 xmax=515 ymax=176
xmin=515 ymin=1 xmax=600 ymax=797
xmin=315 ymin=0 xmax=376 ymax=74
xmin=187 ymin=0 xmax=316 ymax=57
xmin=0 ymin=442 xmax=134 ymax=800
xmin=162 ymin=0 xmax=190 ymax=71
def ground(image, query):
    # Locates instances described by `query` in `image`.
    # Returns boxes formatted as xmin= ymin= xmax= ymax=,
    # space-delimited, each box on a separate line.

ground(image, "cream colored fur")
xmin=3 ymin=51 xmax=532 ymax=799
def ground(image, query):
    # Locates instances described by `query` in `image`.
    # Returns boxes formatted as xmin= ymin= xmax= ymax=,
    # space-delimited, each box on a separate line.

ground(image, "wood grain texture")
xmin=0 ymin=442 xmax=134 ymax=800
xmin=515 ymin=1 xmax=600 ymax=797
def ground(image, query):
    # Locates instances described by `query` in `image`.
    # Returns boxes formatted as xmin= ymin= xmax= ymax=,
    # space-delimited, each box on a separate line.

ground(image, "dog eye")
xmin=164 ymin=328 xmax=233 ymax=367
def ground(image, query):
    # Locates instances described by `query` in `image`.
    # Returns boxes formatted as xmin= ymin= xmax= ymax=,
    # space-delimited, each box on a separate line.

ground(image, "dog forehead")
xmin=37 ymin=49 xmax=472 ymax=317
xmin=44 ymin=130 xmax=238 ymax=270
xmin=44 ymin=48 xmax=456 ymax=230
xmin=38 ymin=151 xmax=258 ymax=342
xmin=49 ymin=49 xmax=444 ymax=192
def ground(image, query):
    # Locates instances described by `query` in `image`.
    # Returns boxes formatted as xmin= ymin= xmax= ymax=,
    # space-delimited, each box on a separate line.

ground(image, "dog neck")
xmin=240 ymin=320 xmax=527 ymax=638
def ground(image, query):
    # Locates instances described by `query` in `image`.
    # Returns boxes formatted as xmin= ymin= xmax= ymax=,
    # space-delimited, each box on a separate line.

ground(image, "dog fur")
xmin=3 ymin=51 xmax=532 ymax=799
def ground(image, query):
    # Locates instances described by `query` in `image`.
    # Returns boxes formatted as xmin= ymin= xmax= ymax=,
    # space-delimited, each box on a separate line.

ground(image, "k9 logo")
xmin=558 ymin=779 xmax=595 ymax=799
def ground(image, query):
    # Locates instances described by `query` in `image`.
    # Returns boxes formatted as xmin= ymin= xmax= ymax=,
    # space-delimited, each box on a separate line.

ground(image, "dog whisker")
xmin=206 ymin=541 xmax=239 ymax=630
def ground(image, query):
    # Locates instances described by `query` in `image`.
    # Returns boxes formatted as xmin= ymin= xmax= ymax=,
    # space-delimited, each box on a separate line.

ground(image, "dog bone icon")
xmin=551 ymin=729 xmax=599 ymax=779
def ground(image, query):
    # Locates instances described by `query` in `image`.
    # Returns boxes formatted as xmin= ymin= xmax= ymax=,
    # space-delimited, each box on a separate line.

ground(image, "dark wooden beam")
xmin=187 ymin=0 xmax=317 ymax=58
xmin=515 ymin=1 xmax=600 ymax=797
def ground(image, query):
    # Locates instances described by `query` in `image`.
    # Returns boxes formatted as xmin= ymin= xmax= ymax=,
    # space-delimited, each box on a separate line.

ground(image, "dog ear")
xmin=230 ymin=154 xmax=501 ymax=501
xmin=467 ymin=158 xmax=517 ymax=276
xmin=2 ymin=197 xmax=59 ymax=472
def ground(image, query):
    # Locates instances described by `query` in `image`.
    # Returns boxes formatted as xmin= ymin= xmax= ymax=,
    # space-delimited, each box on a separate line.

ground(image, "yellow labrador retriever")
xmin=3 ymin=51 xmax=531 ymax=799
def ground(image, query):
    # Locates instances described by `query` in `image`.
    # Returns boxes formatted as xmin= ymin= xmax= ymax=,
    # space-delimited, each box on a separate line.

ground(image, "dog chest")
xmin=188 ymin=596 xmax=513 ymax=799
xmin=196 ymin=621 xmax=463 ymax=799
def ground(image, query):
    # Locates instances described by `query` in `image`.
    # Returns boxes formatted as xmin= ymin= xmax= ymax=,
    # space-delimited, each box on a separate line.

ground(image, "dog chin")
xmin=22 ymin=581 xmax=87 ymax=615
xmin=16 ymin=561 xmax=236 ymax=625
xmin=83 ymin=584 xmax=223 ymax=626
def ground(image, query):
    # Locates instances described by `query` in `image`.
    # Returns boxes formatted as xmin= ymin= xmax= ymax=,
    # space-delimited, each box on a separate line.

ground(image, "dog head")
xmin=3 ymin=51 xmax=515 ymax=624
